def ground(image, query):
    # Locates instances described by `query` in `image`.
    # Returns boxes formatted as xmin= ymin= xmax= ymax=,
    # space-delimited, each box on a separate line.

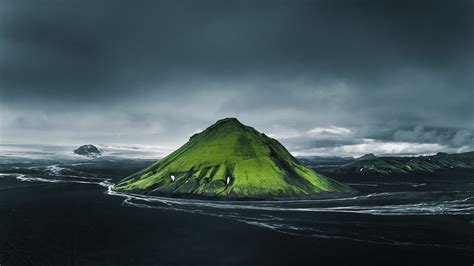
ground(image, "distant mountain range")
xmin=302 ymin=151 xmax=474 ymax=178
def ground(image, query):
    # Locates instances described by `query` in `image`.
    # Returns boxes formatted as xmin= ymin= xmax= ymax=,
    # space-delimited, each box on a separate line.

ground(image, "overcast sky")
xmin=0 ymin=0 xmax=473 ymax=157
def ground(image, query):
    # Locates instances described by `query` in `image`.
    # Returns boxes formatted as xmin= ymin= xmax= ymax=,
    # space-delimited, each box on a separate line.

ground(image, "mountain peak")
xmin=189 ymin=117 xmax=247 ymax=141
xmin=356 ymin=153 xmax=377 ymax=161
xmin=74 ymin=144 xmax=102 ymax=157
xmin=212 ymin=117 xmax=244 ymax=128
xmin=216 ymin=117 xmax=240 ymax=123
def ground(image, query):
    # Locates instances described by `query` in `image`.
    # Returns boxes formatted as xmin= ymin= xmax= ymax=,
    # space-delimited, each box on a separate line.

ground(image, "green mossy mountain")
xmin=113 ymin=118 xmax=350 ymax=199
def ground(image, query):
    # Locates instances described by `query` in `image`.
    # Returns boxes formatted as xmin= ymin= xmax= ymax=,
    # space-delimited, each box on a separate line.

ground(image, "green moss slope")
xmin=113 ymin=118 xmax=350 ymax=199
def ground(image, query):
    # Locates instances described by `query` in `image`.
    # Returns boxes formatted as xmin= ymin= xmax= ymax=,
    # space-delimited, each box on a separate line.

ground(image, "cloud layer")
xmin=0 ymin=0 xmax=472 ymax=156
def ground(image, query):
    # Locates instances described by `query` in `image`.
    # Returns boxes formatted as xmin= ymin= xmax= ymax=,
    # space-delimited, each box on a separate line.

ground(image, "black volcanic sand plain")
xmin=0 ymin=158 xmax=473 ymax=266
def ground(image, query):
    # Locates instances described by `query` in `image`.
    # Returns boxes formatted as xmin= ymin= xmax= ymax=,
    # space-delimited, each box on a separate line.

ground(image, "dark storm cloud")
xmin=0 ymin=0 xmax=472 ymax=155
xmin=393 ymin=126 xmax=474 ymax=148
